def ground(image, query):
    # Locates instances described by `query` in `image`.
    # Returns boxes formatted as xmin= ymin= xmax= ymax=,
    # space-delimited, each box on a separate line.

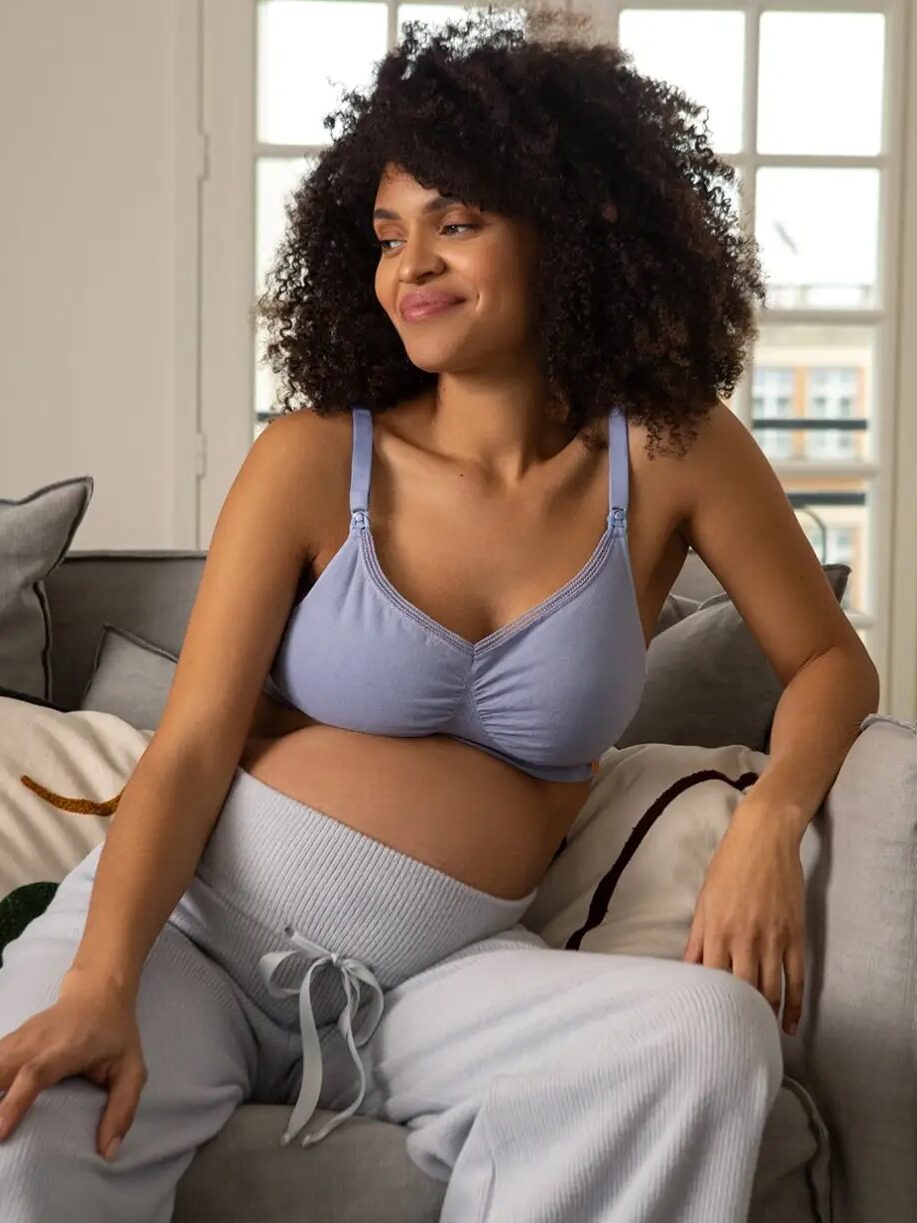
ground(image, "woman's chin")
xmin=404 ymin=348 xmax=470 ymax=374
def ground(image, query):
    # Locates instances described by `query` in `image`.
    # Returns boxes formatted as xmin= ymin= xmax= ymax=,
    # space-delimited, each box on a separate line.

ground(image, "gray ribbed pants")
xmin=0 ymin=767 xmax=783 ymax=1222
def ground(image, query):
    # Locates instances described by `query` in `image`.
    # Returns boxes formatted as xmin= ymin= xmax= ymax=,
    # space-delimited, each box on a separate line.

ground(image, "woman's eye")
xmin=377 ymin=223 xmax=478 ymax=252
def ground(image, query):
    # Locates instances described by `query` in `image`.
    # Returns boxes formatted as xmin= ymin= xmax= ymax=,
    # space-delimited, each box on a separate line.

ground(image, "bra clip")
xmin=610 ymin=505 xmax=627 ymax=531
xmin=351 ymin=508 xmax=368 ymax=531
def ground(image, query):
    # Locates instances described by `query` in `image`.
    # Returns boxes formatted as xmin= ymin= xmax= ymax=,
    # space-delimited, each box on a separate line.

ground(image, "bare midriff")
xmin=239 ymin=705 xmax=594 ymax=903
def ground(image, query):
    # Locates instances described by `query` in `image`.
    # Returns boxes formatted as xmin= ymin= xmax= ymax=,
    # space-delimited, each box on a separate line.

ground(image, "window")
xmin=752 ymin=367 xmax=795 ymax=461
xmin=609 ymin=0 xmax=903 ymax=689
xmin=805 ymin=368 xmax=859 ymax=460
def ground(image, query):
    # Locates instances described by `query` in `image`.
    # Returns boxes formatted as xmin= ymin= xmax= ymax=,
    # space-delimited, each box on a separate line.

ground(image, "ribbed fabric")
xmin=362 ymin=934 xmax=785 ymax=1223
xmin=0 ymin=766 xmax=783 ymax=1222
xmin=178 ymin=768 xmax=536 ymax=985
xmin=169 ymin=767 xmax=537 ymax=1149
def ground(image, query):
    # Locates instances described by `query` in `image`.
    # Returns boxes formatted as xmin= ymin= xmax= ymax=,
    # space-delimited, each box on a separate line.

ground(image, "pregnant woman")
xmin=0 ymin=8 xmax=878 ymax=1221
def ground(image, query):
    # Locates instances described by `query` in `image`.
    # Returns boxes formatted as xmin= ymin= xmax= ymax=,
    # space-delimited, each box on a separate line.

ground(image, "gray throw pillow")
xmin=616 ymin=563 xmax=851 ymax=754
xmin=80 ymin=625 xmax=178 ymax=730
xmin=652 ymin=592 xmax=701 ymax=637
xmin=0 ymin=476 xmax=94 ymax=701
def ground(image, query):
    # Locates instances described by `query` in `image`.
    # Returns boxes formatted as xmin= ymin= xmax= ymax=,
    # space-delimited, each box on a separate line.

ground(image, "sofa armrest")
xmin=793 ymin=714 xmax=917 ymax=1223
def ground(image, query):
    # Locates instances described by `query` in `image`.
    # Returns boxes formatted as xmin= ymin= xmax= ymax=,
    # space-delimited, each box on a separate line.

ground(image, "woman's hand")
xmin=0 ymin=967 xmax=146 ymax=1159
xmin=682 ymin=801 xmax=806 ymax=1036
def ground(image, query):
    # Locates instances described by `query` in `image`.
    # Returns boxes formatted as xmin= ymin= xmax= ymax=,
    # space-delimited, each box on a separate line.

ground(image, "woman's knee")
xmin=672 ymin=965 xmax=784 ymax=1109
xmin=0 ymin=1078 xmax=111 ymax=1214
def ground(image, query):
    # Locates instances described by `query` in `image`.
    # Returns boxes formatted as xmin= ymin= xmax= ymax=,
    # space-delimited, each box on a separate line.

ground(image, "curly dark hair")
xmin=254 ymin=4 xmax=768 ymax=458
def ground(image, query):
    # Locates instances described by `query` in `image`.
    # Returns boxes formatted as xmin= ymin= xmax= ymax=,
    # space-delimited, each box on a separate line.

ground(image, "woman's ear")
xmin=600 ymin=201 xmax=618 ymax=223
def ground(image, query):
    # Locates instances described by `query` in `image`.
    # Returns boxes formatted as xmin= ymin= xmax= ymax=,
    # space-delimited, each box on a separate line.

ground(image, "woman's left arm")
xmin=665 ymin=401 xmax=880 ymax=1034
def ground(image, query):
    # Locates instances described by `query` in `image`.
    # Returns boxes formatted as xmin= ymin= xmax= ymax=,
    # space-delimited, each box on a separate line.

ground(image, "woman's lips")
xmin=401 ymin=298 xmax=466 ymax=322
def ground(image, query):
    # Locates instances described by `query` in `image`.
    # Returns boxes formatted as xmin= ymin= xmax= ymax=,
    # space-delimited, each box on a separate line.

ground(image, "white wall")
xmin=0 ymin=0 xmax=200 ymax=547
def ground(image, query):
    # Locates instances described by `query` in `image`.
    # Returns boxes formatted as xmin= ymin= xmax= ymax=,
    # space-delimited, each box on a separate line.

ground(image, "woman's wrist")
xmin=64 ymin=956 xmax=140 ymax=1003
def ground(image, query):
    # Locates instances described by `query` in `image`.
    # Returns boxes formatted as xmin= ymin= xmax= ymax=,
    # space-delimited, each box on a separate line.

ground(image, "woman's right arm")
xmin=71 ymin=410 xmax=324 ymax=996
xmin=0 ymin=409 xmax=328 ymax=1153
xmin=68 ymin=745 xmax=247 ymax=998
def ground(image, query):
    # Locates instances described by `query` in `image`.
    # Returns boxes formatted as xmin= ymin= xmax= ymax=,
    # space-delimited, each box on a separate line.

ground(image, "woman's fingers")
xmin=727 ymin=943 xmax=760 ymax=993
xmin=758 ymin=939 xmax=785 ymax=1018
xmin=782 ymin=938 xmax=805 ymax=1034
xmin=701 ymin=931 xmax=732 ymax=973
xmin=0 ymin=1041 xmax=145 ymax=1153
xmin=0 ymin=1058 xmax=60 ymax=1140
xmin=0 ymin=1039 xmax=20 ymax=1093
xmin=97 ymin=1056 xmax=147 ymax=1159
xmin=0 ymin=1001 xmax=145 ymax=1153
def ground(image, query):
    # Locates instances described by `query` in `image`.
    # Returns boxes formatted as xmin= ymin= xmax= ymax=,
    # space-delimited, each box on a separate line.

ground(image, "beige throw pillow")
xmin=523 ymin=742 xmax=821 ymax=962
xmin=0 ymin=695 xmax=151 ymax=958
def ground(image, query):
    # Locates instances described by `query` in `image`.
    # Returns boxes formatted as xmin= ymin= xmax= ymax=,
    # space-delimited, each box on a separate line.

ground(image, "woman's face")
xmin=372 ymin=163 xmax=542 ymax=374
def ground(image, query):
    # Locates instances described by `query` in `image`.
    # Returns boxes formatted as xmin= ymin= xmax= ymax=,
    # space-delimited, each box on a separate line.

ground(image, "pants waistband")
xmin=198 ymin=769 xmax=537 ymax=969
xmin=175 ymin=767 xmax=539 ymax=1147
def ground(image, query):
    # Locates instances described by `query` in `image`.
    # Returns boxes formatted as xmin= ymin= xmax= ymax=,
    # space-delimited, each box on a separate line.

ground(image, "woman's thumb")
xmin=97 ymin=1058 xmax=146 ymax=1159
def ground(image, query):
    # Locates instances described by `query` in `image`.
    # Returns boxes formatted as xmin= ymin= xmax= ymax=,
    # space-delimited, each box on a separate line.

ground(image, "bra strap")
xmin=349 ymin=406 xmax=372 ymax=529
xmin=608 ymin=404 xmax=629 ymax=532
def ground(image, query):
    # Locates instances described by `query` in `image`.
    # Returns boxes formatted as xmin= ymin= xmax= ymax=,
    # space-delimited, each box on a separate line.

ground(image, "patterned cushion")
xmin=0 ymin=694 xmax=150 ymax=960
xmin=524 ymin=741 xmax=821 ymax=960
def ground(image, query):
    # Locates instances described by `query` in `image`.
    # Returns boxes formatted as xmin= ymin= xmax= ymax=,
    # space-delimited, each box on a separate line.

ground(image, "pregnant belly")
xmin=239 ymin=721 xmax=592 ymax=902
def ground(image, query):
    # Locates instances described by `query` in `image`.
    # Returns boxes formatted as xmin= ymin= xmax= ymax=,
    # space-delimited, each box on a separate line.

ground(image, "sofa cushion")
xmin=80 ymin=624 xmax=179 ymax=730
xmin=0 ymin=696 xmax=150 ymax=959
xmin=173 ymin=1082 xmax=829 ymax=1223
xmin=521 ymin=742 xmax=820 ymax=962
xmin=754 ymin=1077 xmax=831 ymax=1222
xmin=174 ymin=1107 xmax=446 ymax=1223
xmin=0 ymin=476 xmax=93 ymax=702
xmin=46 ymin=551 xmax=205 ymax=711
xmin=616 ymin=563 xmax=850 ymax=753
xmin=792 ymin=713 xmax=917 ymax=1223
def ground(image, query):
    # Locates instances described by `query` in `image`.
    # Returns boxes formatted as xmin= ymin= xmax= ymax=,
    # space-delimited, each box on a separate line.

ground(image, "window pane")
xmin=805 ymin=368 xmax=860 ymax=461
xmin=256 ymin=156 xmax=315 ymax=296
xmin=758 ymin=11 xmax=885 ymax=156
xmin=255 ymin=314 xmax=282 ymax=429
xmin=751 ymin=323 xmax=874 ymax=464
xmin=751 ymin=367 xmax=795 ymax=461
xmin=755 ymin=168 xmax=880 ymax=310
xmin=617 ymin=9 xmax=745 ymax=154
xmin=254 ymin=156 xmax=317 ymax=429
xmin=258 ymin=1 xmax=388 ymax=146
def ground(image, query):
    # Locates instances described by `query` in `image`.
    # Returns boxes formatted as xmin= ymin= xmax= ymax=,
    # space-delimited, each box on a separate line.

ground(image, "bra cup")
xmin=270 ymin=534 xmax=467 ymax=734
xmin=267 ymin=531 xmax=646 ymax=780
xmin=467 ymin=542 xmax=646 ymax=768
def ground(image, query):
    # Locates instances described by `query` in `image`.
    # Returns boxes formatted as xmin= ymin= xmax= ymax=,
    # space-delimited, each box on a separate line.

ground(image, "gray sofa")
xmin=39 ymin=549 xmax=917 ymax=1223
